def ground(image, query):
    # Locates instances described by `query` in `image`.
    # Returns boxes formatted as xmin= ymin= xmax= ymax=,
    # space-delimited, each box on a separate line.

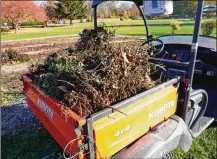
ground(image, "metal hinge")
xmin=74 ymin=126 xmax=83 ymax=135
xmin=78 ymin=143 xmax=89 ymax=152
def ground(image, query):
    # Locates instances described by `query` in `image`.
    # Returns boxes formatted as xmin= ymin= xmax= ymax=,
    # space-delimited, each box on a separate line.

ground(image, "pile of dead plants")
xmin=28 ymin=27 xmax=162 ymax=117
xmin=75 ymin=27 xmax=108 ymax=51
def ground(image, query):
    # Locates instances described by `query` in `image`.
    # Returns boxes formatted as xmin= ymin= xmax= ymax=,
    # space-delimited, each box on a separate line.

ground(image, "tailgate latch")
xmin=78 ymin=143 xmax=89 ymax=152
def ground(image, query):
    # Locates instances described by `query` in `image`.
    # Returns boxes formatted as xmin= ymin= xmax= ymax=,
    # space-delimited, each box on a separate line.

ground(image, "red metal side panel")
xmin=22 ymin=74 xmax=86 ymax=156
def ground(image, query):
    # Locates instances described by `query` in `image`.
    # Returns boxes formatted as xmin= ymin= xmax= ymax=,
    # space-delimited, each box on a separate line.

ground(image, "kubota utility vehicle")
xmin=22 ymin=0 xmax=216 ymax=158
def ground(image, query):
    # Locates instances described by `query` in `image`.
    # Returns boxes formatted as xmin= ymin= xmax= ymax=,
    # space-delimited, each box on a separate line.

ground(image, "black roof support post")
xmin=136 ymin=4 xmax=151 ymax=40
xmin=93 ymin=7 xmax=97 ymax=29
xmin=183 ymin=0 xmax=204 ymax=121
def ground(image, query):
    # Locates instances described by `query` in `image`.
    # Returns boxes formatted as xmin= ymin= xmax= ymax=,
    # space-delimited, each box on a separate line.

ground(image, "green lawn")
xmin=173 ymin=122 xmax=217 ymax=159
xmin=101 ymin=19 xmax=195 ymax=25
xmin=115 ymin=25 xmax=195 ymax=36
xmin=2 ymin=19 xmax=215 ymax=41
xmin=1 ymin=24 xmax=92 ymax=41
xmin=1 ymin=129 xmax=61 ymax=159
xmin=2 ymin=122 xmax=216 ymax=159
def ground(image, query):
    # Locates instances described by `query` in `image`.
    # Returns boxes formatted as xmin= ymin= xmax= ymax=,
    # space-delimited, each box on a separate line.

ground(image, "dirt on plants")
xmin=28 ymin=27 xmax=164 ymax=117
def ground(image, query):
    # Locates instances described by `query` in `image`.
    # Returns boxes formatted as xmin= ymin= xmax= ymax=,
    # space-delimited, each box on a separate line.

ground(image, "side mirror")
xmin=143 ymin=0 xmax=173 ymax=16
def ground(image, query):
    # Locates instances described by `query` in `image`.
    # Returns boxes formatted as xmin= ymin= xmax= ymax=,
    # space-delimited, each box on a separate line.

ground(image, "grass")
xmin=103 ymin=19 xmax=195 ymax=26
xmin=2 ymin=123 xmax=216 ymax=159
xmin=2 ymin=19 xmax=215 ymax=41
xmin=1 ymin=25 xmax=90 ymax=41
xmin=115 ymin=25 xmax=195 ymax=36
xmin=1 ymin=129 xmax=61 ymax=159
xmin=173 ymin=122 xmax=217 ymax=159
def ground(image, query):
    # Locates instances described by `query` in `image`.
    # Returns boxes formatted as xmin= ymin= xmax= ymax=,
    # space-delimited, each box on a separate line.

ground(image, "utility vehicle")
xmin=22 ymin=0 xmax=216 ymax=158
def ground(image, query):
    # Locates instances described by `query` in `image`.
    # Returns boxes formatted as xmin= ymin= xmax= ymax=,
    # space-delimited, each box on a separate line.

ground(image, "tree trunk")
xmin=14 ymin=23 xmax=19 ymax=34
xmin=12 ymin=23 xmax=15 ymax=29
xmin=15 ymin=27 xmax=18 ymax=34
xmin=70 ymin=19 xmax=73 ymax=25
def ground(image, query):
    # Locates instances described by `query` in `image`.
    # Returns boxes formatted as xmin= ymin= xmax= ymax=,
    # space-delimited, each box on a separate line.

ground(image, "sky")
xmin=34 ymin=1 xmax=133 ymax=6
xmin=34 ymin=1 xmax=46 ymax=6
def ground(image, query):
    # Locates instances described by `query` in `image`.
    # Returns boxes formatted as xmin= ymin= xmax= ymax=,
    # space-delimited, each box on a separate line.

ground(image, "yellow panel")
xmin=93 ymin=85 xmax=178 ymax=158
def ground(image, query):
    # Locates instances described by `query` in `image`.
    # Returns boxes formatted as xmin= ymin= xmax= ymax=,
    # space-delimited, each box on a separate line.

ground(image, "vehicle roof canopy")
xmin=92 ymin=0 xmax=143 ymax=7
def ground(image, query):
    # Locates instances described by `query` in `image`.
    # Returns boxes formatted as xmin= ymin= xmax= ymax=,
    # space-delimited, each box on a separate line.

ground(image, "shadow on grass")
xmin=1 ymin=129 xmax=61 ymax=159
xmin=210 ymin=120 xmax=217 ymax=127
xmin=1 ymin=102 xmax=42 ymax=135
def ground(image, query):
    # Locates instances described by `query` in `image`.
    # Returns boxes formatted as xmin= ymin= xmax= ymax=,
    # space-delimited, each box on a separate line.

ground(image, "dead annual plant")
xmin=2 ymin=48 xmax=30 ymax=64
xmin=28 ymin=27 xmax=163 ymax=117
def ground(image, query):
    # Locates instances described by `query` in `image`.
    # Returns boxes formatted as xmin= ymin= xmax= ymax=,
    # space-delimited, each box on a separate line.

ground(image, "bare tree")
xmin=104 ymin=1 xmax=118 ymax=18
xmin=119 ymin=3 xmax=131 ymax=16
xmin=130 ymin=3 xmax=140 ymax=17
xmin=45 ymin=1 xmax=57 ymax=20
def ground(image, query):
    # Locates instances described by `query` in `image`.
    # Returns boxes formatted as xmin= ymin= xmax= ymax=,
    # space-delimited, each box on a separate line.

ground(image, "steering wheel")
xmin=141 ymin=37 xmax=164 ymax=56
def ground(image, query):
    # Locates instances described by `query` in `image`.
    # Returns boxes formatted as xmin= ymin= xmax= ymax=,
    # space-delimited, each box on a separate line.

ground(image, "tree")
xmin=84 ymin=1 xmax=92 ymax=21
xmin=45 ymin=1 xmax=57 ymax=20
xmin=1 ymin=1 xmax=47 ymax=33
xmin=97 ymin=2 xmax=107 ymax=18
xmin=119 ymin=3 xmax=131 ymax=15
xmin=35 ymin=6 xmax=47 ymax=22
xmin=98 ymin=7 xmax=107 ymax=18
xmin=96 ymin=1 xmax=118 ymax=18
xmin=130 ymin=3 xmax=140 ymax=18
xmin=55 ymin=0 xmax=87 ymax=25
xmin=173 ymin=0 xmax=216 ymax=18
xmin=110 ymin=7 xmax=119 ymax=18
xmin=172 ymin=1 xmax=194 ymax=18
xmin=104 ymin=1 xmax=118 ymax=18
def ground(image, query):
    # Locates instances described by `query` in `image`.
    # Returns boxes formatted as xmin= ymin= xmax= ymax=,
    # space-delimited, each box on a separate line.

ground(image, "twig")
xmin=58 ymin=80 xmax=76 ymax=89
xmin=107 ymin=105 xmax=127 ymax=116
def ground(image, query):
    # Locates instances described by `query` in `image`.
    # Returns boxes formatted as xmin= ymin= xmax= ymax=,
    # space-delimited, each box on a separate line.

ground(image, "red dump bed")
xmin=22 ymin=73 xmax=180 ymax=158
